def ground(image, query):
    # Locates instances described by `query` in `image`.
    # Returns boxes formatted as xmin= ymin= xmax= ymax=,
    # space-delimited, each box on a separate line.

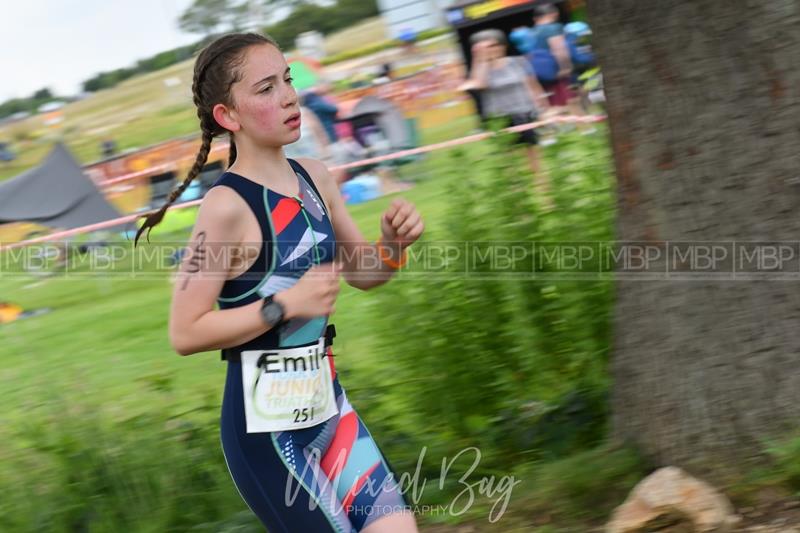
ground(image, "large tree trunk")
xmin=586 ymin=1 xmax=800 ymax=475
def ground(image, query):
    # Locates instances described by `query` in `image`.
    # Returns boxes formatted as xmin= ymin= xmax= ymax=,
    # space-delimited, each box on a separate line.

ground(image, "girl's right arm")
xmin=168 ymin=187 xmax=269 ymax=355
xmin=168 ymin=188 xmax=341 ymax=356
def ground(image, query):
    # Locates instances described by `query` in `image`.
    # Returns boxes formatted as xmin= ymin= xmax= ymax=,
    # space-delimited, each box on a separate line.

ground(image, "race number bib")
xmin=241 ymin=338 xmax=338 ymax=433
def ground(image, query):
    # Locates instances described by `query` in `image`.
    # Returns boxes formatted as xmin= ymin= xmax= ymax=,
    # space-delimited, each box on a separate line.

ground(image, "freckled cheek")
xmin=242 ymin=101 xmax=283 ymax=131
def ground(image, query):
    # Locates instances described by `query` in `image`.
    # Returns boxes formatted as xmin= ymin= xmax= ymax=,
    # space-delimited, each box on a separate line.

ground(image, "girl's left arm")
xmin=297 ymin=158 xmax=424 ymax=290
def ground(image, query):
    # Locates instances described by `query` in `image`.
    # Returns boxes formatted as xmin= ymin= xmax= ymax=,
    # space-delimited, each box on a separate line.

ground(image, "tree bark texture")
xmin=586 ymin=0 xmax=800 ymax=474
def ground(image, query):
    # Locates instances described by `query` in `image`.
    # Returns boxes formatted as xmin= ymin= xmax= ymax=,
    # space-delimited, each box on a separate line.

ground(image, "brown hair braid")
xmin=134 ymin=32 xmax=279 ymax=246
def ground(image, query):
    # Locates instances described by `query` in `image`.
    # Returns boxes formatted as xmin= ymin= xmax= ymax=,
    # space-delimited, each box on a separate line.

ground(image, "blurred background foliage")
xmin=2 ymin=123 xmax=799 ymax=531
xmin=0 ymin=129 xmax=634 ymax=531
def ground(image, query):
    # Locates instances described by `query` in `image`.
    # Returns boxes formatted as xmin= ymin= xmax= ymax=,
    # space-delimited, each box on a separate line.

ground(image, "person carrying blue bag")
xmin=563 ymin=21 xmax=596 ymax=76
xmin=509 ymin=3 xmax=574 ymax=107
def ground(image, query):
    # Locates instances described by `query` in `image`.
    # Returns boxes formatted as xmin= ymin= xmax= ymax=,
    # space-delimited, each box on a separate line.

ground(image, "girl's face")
xmin=220 ymin=44 xmax=301 ymax=148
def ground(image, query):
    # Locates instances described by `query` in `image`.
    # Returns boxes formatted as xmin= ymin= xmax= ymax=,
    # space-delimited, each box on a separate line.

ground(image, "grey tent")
xmin=0 ymin=143 xmax=128 ymax=232
xmin=344 ymin=96 xmax=412 ymax=150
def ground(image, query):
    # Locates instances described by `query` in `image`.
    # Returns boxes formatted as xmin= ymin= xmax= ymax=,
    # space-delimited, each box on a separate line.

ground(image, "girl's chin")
xmin=249 ymin=131 xmax=301 ymax=148
xmin=286 ymin=130 xmax=302 ymax=143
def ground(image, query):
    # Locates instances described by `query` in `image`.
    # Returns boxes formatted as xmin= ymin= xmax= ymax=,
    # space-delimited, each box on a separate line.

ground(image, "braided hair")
xmin=134 ymin=32 xmax=279 ymax=246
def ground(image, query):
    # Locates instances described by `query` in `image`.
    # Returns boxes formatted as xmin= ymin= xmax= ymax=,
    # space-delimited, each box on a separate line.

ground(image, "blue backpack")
xmin=564 ymin=21 xmax=596 ymax=68
xmin=517 ymin=25 xmax=561 ymax=84
xmin=518 ymin=22 xmax=596 ymax=82
xmin=526 ymin=49 xmax=560 ymax=83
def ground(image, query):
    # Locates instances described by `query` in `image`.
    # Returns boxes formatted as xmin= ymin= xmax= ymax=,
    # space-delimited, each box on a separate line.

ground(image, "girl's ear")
xmin=212 ymin=103 xmax=240 ymax=132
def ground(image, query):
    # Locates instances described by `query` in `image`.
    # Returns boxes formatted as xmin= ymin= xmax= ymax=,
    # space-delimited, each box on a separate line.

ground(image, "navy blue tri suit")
xmin=213 ymin=159 xmax=407 ymax=532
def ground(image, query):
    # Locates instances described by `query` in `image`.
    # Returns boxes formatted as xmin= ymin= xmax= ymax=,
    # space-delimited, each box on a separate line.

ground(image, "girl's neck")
xmin=227 ymin=141 xmax=297 ymax=194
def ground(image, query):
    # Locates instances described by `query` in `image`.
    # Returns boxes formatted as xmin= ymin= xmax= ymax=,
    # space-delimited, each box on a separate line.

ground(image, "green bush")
xmin=728 ymin=431 xmax=800 ymax=505
xmin=765 ymin=433 xmax=800 ymax=494
xmin=0 ymin=395 xmax=256 ymax=532
xmin=365 ymin=129 xmax=616 ymax=476
xmin=514 ymin=445 xmax=649 ymax=525
xmin=0 ymin=129 xmax=619 ymax=530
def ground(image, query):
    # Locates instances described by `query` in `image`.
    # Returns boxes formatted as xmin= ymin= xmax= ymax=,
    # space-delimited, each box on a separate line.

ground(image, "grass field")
xmin=323 ymin=18 xmax=389 ymax=56
xmin=0 ymin=152 xmax=455 ymax=532
xmin=0 ymin=120 xmax=630 ymax=531
xmin=0 ymin=24 xmax=640 ymax=529
xmin=0 ymin=113 xmax=479 ymax=416
xmin=0 ymin=58 xmax=198 ymax=180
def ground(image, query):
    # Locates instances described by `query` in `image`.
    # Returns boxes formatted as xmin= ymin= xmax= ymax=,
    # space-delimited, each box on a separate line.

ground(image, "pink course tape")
xmin=0 ymin=114 xmax=605 ymax=251
xmin=0 ymin=199 xmax=204 ymax=251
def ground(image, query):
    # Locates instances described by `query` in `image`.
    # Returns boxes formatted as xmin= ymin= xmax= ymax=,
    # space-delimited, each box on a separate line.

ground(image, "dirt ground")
xmin=416 ymin=498 xmax=800 ymax=532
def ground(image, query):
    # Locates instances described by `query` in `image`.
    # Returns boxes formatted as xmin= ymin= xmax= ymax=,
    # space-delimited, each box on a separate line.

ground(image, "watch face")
xmin=263 ymin=302 xmax=283 ymax=326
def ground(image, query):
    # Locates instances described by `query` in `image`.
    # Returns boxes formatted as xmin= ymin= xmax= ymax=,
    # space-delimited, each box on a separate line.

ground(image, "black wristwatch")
xmin=260 ymin=295 xmax=285 ymax=327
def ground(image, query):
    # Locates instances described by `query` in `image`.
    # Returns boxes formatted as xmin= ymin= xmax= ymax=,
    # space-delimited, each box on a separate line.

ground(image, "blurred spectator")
xmin=398 ymin=27 xmax=419 ymax=55
xmin=284 ymin=106 xmax=332 ymax=161
xmin=100 ymin=139 xmax=118 ymax=158
xmin=563 ymin=21 xmax=597 ymax=77
xmin=0 ymin=301 xmax=23 ymax=323
xmin=525 ymin=3 xmax=574 ymax=109
xmin=301 ymin=83 xmax=339 ymax=143
xmin=466 ymin=28 xmax=551 ymax=193
xmin=457 ymin=77 xmax=487 ymax=124
xmin=0 ymin=142 xmax=15 ymax=163
xmin=375 ymin=62 xmax=394 ymax=85
xmin=284 ymin=106 xmax=352 ymax=185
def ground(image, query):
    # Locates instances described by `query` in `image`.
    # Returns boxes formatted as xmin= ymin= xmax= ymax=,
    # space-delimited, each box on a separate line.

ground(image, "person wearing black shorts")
xmin=467 ymin=29 xmax=551 ymax=195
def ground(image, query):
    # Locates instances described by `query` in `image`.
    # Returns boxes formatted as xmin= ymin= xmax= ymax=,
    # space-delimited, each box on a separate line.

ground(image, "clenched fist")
xmin=380 ymin=199 xmax=424 ymax=249
xmin=275 ymin=262 xmax=341 ymax=319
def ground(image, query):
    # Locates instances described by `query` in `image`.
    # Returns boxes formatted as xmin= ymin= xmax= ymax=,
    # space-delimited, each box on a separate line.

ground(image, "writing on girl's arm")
xmin=181 ymin=230 xmax=207 ymax=290
xmin=169 ymin=187 xmax=269 ymax=355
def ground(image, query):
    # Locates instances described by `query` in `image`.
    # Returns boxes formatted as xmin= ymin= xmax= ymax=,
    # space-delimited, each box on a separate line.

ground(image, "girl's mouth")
xmin=285 ymin=113 xmax=301 ymax=128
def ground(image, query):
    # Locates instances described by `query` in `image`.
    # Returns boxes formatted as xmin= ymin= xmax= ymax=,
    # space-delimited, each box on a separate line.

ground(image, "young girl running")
xmin=135 ymin=33 xmax=423 ymax=533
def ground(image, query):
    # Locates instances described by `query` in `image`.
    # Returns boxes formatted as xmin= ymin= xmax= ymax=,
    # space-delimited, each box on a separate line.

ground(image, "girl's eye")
xmin=285 ymin=77 xmax=294 ymax=84
xmin=260 ymin=86 xmax=273 ymax=93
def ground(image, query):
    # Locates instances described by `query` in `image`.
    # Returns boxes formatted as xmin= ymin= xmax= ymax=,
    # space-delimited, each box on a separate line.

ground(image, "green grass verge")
xmin=0 ymin=123 xmax=650 ymax=532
